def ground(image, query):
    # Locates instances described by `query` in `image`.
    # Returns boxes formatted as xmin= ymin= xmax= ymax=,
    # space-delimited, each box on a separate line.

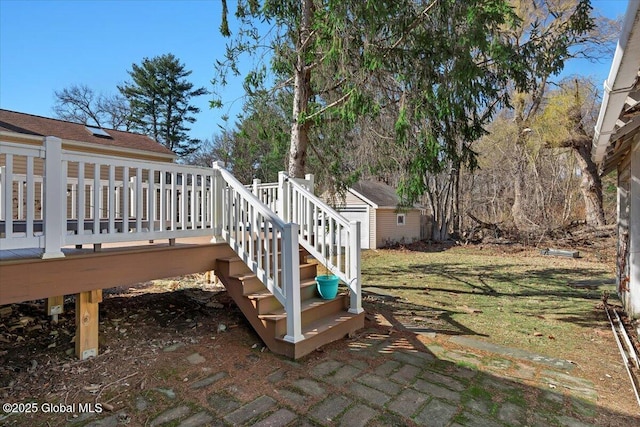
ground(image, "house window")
xmin=397 ymin=213 xmax=406 ymax=226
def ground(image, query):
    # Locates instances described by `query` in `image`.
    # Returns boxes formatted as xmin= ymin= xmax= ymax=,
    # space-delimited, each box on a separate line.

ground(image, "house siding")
xmin=340 ymin=191 xmax=367 ymax=207
xmin=617 ymin=135 xmax=640 ymax=318
xmin=375 ymin=208 xmax=421 ymax=248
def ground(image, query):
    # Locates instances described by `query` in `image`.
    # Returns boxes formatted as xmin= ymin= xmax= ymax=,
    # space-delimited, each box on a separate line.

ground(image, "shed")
xmin=334 ymin=180 xmax=425 ymax=249
xmin=592 ymin=1 xmax=640 ymax=318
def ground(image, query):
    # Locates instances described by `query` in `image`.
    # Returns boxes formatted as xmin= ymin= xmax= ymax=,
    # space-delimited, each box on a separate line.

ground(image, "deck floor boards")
xmin=0 ymin=236 xmax=216 ymax=262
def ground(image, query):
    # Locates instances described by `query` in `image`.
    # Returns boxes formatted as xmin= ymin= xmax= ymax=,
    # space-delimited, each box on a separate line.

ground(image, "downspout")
xmin=592 ymin=0 xmax=640 ymax=163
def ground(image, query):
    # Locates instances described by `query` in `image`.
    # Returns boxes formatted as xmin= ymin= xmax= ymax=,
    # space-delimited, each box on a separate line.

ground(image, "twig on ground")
xmin=95 ymin=372 xmax=139 ymax=404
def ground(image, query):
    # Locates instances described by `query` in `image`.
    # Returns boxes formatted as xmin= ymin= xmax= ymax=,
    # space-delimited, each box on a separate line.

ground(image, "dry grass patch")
xmin=361 ymin=245 xmax=615 ymax=363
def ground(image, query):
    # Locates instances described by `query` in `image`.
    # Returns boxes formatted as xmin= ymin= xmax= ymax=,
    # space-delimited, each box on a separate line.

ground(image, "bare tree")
xmin=53 ymin=84 xmax=131 ymax=130
xmin=536 ymin=77 xmax=606 ymax=226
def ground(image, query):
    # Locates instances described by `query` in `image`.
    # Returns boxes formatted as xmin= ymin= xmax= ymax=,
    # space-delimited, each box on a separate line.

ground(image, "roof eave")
xmin=0 ymin=130 xmax=177 ymax=162
xmin=592 ymin=0 xmax=640 ymax=164
xmin=348 ymin=187 xmax=379 ymax=209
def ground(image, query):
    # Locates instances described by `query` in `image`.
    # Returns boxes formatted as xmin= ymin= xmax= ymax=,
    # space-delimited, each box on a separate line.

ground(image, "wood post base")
xmin=45 ymin=295 xmax=64 ymax=323
xmin=75 ymin=290 xmax=102 ymax=360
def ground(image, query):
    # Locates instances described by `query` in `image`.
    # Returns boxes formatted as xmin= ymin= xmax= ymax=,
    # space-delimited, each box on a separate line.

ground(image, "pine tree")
xmin=119 ymin=54 xmax=208 ymax=158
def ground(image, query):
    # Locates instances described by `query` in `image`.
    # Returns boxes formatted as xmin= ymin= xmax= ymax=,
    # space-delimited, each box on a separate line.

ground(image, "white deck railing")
xmin=248 ymin=179 xmax=279 ymax=214
xmin=1 ymin=136 xmax=215 ymax=257
xmin=1 ymin=136 xmax=360 ymax=339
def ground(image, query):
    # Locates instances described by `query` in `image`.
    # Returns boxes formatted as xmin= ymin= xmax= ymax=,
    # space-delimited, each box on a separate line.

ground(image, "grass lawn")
xmin=360 ymin=245 xmax=616 ymax=362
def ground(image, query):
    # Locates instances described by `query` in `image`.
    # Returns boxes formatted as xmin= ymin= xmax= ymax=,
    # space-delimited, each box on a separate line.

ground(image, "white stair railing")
xmin=212 ymin=162 xmax=303 ymax=343
xmin=278 ymin=172 xmax=363 ymax=315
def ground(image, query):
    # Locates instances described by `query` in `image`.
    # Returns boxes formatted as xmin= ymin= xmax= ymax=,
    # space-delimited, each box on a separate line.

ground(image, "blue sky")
xmin=0 ymin=0 xmax=631 ymax=144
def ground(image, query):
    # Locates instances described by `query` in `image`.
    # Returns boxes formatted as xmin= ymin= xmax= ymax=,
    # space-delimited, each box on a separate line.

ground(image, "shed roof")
xmin=0 ymin=109 xmax=175 ymax=158
xmin=350 ymin=180 xmax=403 ymax=208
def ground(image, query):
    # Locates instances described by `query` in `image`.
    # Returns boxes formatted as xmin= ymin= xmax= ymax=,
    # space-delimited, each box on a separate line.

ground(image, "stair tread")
xmin=231 ymin=262 xmax=317 ymax=281
xmin=258 ymin=294 xmax=346 ymax=320
xmin=231 ymin=272 xmax=257 ymax=281
xmin=276 ymin=310 xmax=361 ymax=340
xmin=245 ymin=279 xmax=317 ymax=300
xmin=219 ymin=256 xmax=243 ymax=262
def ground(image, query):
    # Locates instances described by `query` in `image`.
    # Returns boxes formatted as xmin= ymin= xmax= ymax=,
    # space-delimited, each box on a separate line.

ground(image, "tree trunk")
xmin=572 ymin=136 xmax=606 ymax=227
xmin=564 ymin=86 xmax=606 ymax=227
xmin=511 ymin=156 xmax=529 ymax=231
xmin=288 ymin=0 xmax=313 ymax=178
xmin=425 ymin=165 xmax=457 ymax=242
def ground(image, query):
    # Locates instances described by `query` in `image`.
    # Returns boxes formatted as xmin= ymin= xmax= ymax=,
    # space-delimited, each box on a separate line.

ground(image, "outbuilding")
xmin=333 ymin=180 xmax=427 ymax=249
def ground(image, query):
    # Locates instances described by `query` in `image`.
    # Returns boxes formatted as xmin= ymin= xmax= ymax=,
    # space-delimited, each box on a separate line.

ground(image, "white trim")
xmin=0 ymin=130 xmax=176 ymax=162
xmin=348 ymin=188 xmax=379 ymax=208
xmin=592 ymin=0 xmax=640 ymax=163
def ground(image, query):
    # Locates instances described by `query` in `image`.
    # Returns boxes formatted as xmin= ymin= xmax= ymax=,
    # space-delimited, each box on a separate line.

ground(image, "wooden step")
xmin=214 ymin=245 xmax=364 ymax=360
xmin=275 ymin=310 xmax=365 ymax=359
xmin=230 ymin=261 xmax=317 ymax=295
xmin=299 ymin=262 xmax=318 ymax=280
xmin=246 ymin=278 xmax=318 ymax=314
xmin=243 ymin=245 xmax=309 ymax=265
xmin=217 ymin=256 xmax=251 ymax=277
xmin=234 ymin=274 xmax=266 ymax=295
xmin=259 ymin=294 xmax=349 ymax=337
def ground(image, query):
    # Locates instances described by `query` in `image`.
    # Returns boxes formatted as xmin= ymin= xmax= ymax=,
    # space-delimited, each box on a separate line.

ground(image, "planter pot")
xmin=316 ymin=275 xmax=339 ymax=300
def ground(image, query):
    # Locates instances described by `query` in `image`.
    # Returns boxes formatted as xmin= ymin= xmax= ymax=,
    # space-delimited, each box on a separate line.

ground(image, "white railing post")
xmin=252 ymin=178 xmax=261 ymax=197
xmin=304 ymin=173 xmax=314 ymax=193
xmin=348 ymin=220 xmax=363 ymax=314
xmin=0 ymin=166 xmax=5 ymax=220
xmin=211 ymin=161 xmax=225 ymax=243
xmin=42 ymin=136 xmax=65 ymax=259
xmin=278 ymin=171 xmax=289 ymax=222
xmin=283 ymin=222 xmax=303 ymax=343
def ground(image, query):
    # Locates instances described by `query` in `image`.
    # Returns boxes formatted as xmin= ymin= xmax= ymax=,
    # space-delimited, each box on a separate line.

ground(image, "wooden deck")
xmin=0 ymin=236 xmax=235 ymax=305
xmin=1 ymin=135 xmax=364 ymax=359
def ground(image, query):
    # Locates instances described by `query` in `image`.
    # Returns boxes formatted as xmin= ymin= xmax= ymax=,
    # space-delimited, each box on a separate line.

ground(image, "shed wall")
xmin=375 ymin=209 xmax=421 ymax=248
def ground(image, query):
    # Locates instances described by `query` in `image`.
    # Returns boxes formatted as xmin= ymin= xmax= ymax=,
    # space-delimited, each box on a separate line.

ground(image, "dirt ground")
xmin=1 ymin=238 xmax=639 ymax=426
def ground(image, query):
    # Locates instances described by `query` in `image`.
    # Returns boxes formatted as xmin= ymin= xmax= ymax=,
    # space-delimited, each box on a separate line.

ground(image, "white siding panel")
xmin=375 ymin=209 xmax=421 ymax=248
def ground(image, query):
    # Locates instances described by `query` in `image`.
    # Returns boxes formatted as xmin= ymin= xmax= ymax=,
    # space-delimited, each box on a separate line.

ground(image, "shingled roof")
xmin=0 ymin=109 xmax=175 ymax=157
xmin=351 ymin=180 xmax=403 ymax=208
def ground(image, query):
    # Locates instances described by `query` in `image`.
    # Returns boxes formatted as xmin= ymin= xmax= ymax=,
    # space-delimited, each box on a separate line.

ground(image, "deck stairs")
xmin=216 ymin=246 xmax=363 ymax=359
xmin=210 ymin=165 xmax=365 ymax=359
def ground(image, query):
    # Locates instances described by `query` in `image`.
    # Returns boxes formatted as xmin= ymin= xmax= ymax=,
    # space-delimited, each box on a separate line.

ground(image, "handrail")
xmin=280 ymin=173 xmax=363 ymax=314
xmin=0 ymin=141 xmax=44 ymax=251
xmin=212 ymin=162 xmax=303 ymax=342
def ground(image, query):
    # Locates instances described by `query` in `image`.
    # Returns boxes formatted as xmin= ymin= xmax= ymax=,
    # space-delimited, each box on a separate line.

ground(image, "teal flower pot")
xmin=316 ymin=275 xmax=339 ymax=300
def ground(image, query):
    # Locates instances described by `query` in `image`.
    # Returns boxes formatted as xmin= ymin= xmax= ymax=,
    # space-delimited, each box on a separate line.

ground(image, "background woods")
xmin=51 ymin=0 xmax=620 ymax=242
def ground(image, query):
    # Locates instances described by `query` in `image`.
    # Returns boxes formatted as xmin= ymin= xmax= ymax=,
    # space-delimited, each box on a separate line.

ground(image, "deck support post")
xmin=45 ymin=295 xmax=64 ymax=323
xmin=75 ymin=289 xmax=102 ymax=360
